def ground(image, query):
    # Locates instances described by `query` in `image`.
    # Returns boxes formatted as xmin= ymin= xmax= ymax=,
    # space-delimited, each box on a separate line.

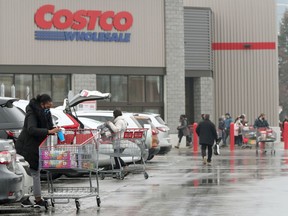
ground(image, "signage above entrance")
xmin=34 ymin=4 xmax=133 ymax=42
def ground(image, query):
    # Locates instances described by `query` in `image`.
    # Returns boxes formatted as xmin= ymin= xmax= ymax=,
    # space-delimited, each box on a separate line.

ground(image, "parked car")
xmin=75 ymin=110 xmax=154 ymax=161
xmin=0 ymin=138 xmax=33 ymax=204
xmin=0 ymin=97 xmax=24 ymax=142
xmin=0 ymin=138 xmax=23 ymax=203
xmin=0 ymin=97 xmax=33 ymax=204
xmin=136 ymin=113 xmax=171 ymax=155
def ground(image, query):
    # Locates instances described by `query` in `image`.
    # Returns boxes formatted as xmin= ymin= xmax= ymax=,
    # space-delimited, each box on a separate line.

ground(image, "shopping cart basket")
xmin=256 ymin=127 xmax=277 ymax=155
xmin=98 ymin=128 xmax=149 ymax=180
xmin=241 ymin=126 xmax=257 ymax=149
xmin=39 ymin=129 xmax=101 ymax=210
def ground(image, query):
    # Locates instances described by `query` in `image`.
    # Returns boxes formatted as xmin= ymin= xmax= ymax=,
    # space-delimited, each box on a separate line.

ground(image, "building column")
xmin=165 ymin=0 xmax=186 ymax=133
xmin=194 ymin=77 xmax=215 ymax=122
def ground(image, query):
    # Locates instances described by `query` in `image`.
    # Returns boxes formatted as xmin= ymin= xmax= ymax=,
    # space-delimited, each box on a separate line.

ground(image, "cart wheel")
xmin=75 ymin=200 xmax=80 ymax=210
xmin=100 ymin=173 xmax=105 ymax=180
xmin=96 ymin=196 xmax=101 ymax=207
xmin=144 ymin=172 xmax=149 ymax=179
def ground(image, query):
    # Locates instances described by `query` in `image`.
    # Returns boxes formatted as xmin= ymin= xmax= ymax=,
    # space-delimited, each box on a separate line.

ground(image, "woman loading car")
xmin=106 ymin=109 xmax=129 ymax=176
xmin=15 ymin=94 xmax=61 ymax=208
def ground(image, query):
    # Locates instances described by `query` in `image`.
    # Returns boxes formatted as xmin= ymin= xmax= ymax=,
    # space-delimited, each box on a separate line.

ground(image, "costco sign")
xmin=34 ymin=4 xmax=133 ymax=42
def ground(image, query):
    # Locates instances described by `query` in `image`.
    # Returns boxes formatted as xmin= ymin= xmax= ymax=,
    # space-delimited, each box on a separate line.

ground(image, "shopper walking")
xmin=223 ymin=113 xmax=233 ymax=147
xmin=218 ymin=116 xmax=225 ymax=143
xmin=196 ymin=114 xmax=218 ymax=166
xmin=175 ymin=114 xmax=191 ymax=149
xmin=234 ymin=115 xmax=244 ymax=146
xmin=16 ymin=94 xmax=61 ymax=208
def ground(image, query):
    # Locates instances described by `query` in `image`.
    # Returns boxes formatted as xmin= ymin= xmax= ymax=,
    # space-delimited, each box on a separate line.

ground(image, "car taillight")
xmin=152 ymin=129 xmax=159 ymax=135
xmin=0 ymin=151 xmax=12 ymax=164
xmin=156 ymin=127 xmax=167 ymax=132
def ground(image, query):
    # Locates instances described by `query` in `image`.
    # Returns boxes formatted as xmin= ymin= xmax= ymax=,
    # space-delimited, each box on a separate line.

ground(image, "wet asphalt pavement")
xmin=2 ymin=142 xmax=288 ymax=216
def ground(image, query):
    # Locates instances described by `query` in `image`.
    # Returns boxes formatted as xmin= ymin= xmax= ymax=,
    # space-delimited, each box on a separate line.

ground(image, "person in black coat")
xmin=16 ymin=94 xmax=60 ymax=208
xmin=196 ymin=114 xmax=218 ymax=165
xmin=253 ymin=113 xmax=269 ymax=129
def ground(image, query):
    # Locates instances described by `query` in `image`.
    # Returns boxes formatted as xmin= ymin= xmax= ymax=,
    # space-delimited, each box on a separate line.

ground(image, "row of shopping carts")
xmin=39 ymin=127 xmax=149 ymax=210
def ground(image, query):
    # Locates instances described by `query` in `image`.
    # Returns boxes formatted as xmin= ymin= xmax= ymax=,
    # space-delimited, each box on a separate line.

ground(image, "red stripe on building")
xmin=212 ymin=42 xmax=276 ymax=50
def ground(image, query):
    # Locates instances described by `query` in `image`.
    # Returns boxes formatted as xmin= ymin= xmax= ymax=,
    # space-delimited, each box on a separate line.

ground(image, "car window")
xmin=134 ymin=117 xmax=156 ymax=129
xmin=0 ymin=106 xmax=25 ymax=123
xmin=155 ymin=116 xmax=166 ymax=125
xmin=129 ymin=116 xmax=142 ymax=128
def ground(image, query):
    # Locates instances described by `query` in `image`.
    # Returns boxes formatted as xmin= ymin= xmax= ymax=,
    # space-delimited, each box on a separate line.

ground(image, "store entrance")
xmin=185 ymin=77 xmax=194 ymax=124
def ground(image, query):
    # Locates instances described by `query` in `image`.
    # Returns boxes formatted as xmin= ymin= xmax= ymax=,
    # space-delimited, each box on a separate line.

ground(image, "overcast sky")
xmin=277 ymin=0 xmax=288 ymax=28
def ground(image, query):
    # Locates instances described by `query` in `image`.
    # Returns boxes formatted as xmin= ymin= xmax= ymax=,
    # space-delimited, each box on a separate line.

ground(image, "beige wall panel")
xmin=184 ymin=0 xmax=276 ymax=41
xmin=0 ymin=0 xmax=165 ymax=67
xmin=184 ymin=0 xmax=278 ymax=125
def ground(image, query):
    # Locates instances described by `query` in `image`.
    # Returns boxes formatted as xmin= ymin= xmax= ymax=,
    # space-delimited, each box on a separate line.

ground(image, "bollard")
xmin=193 ymin=123 xmax=198 ymax=152
xmin=230 ymin=122 xmax=235 ymax=151
xmin=284 ymin=122 xmax=288 ymax=150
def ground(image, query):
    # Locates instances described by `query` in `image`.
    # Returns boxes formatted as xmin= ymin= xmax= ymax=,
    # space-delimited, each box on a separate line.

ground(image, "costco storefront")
xmin=0 ymin=0 xmax=278 ymax=132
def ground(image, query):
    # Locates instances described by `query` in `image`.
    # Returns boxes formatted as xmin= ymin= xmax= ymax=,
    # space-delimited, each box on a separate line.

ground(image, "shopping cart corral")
xmin=99 ymin=128 xmax=149 ymax=180
xmin=256 ymin=127 xmax=277 ymax=155
xmin=39 ymin=129 xmax=101 ymax=210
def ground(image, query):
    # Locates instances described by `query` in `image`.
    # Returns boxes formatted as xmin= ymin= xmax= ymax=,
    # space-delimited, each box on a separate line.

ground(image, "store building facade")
xmin=0 ymin=0 xmax=278 ymax=132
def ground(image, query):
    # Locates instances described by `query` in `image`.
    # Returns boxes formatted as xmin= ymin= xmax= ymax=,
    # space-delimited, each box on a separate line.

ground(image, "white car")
xmin=75 ymin=110 xmax=153 ymax=161
xmin=136 ymin=113 xmax=171 ymax=155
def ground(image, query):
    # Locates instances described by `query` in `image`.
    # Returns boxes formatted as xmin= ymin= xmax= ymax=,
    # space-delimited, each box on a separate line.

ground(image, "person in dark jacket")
xmin=196 ymin=114 xmax=218 ymax=165
xmin=254 ymin=113 xmax=269 ymax=128
xmin=16 ymin=94 xmax=60 ymax=208
xmin=175 ymin=114 xmax=191 ymax=149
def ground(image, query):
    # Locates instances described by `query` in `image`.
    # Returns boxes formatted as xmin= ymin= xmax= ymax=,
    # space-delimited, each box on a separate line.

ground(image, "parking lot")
xmin=1 ymin=142 xmax=288 ymax=216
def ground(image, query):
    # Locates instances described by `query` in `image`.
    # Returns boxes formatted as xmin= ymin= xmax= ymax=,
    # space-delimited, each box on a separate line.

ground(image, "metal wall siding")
xmin=184 ymin=8 xmax=212 ymax=70
xmin=184 ymin=0 xmax=278 ymax=126
xmin=0 ymin=0 xmax=165 ymax=67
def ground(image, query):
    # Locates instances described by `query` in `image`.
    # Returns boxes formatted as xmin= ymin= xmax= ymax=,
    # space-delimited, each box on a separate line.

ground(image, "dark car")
xmin=0 ymin=97 xmax=24 ymax=142
xmin=0 ymin=97 xmax=27 ymax=203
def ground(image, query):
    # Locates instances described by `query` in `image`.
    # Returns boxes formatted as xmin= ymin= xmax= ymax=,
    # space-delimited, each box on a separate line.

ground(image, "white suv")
xmin=136 ymin=113 xmax=171 ymax=155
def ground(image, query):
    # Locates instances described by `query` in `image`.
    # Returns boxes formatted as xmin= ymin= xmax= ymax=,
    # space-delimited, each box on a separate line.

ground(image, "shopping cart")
xmin=98 ymin=128 xmax=149 ymax=180
xmin=256 ymin=127 xmax=277 ymax=155
xmin=241 ymin=126 xmax=257 ymax=149
xmin=39 ymin=129 xmax=101 ymax=210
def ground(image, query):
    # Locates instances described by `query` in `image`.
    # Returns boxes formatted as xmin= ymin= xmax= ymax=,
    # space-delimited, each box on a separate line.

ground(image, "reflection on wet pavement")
xmin=2 ymin=143 xmax=288 ymax=215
